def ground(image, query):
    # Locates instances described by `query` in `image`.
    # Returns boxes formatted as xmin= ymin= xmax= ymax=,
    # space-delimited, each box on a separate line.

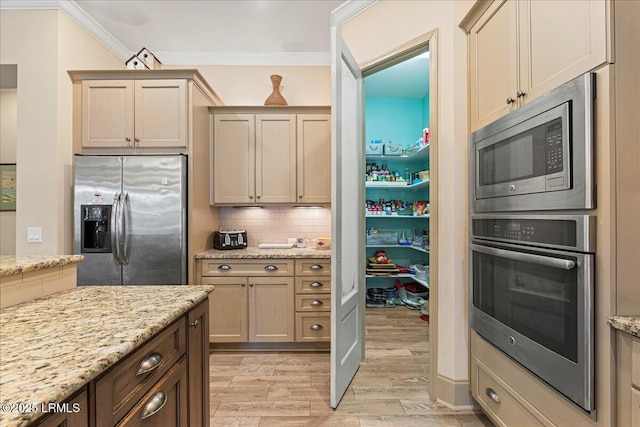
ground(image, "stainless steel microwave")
xmin=470 ymin=73 xmax=595 ymax=212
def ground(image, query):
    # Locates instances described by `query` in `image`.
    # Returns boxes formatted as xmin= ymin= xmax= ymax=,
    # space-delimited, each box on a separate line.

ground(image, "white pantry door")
xmin=330 ymin=25 xmax=365 ymax=408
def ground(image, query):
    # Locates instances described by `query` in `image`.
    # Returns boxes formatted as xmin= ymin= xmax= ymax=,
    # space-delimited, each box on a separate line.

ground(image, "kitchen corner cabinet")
xmin=465 ymin=0 xmax=609 ymax=131
xmin=35 ymin=389 xmax=88 ymax=427
xmin=365 ymin=146 xmax=430 ymax=297
xmin=210 ymin=106 xmax=331 ymax=205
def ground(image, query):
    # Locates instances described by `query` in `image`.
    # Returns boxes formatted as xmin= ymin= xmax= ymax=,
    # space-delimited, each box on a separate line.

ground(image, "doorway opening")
xmin=362 ymin=41 xmax=436 ymax=395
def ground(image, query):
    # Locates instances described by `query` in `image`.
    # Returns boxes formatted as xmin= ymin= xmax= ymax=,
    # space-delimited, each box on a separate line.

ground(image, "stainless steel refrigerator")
xmin=74 ymin=155 xmax=187 ymax=285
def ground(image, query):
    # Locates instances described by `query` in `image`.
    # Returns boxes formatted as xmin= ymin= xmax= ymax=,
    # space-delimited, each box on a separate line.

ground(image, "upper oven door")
xmin=470 ymin=240 xmax=594 ymax=411
xmin=475 ymin=102 xmax=570 ymax=200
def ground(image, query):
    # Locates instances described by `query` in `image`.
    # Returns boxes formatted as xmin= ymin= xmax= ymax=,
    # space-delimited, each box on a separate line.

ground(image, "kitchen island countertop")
xmin=0 ymin=285 xmax=214 ymax=427
xmin=608 ymin=315 xmax=640 ymax=338
xmin=0 ymin=255 xmax=85 ymax=278
xmin=196 ymin=247 xmax=332 ymax=259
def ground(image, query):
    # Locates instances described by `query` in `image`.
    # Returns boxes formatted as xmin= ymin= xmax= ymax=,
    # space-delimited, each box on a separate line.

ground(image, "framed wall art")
xmin=1 ymin=163 xmax=16 ymax=211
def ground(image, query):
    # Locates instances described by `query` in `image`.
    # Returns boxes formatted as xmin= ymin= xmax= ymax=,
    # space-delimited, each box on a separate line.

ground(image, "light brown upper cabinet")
xmin=465 ymin=0 xmax=610 ymax=132
xmin=81 ymin=79 xmax=187 ymax=149
xmin=210 ymin=107 xmax=331 ymax=205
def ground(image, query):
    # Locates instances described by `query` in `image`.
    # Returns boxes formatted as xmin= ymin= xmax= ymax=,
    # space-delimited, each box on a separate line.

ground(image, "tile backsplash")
xmin=219 ymin=206 xmax=331 ymax=246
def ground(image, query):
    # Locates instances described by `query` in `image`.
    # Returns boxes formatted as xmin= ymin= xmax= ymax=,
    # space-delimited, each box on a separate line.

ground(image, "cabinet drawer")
xmin=632 ymin=338 xmax=640 ymax=388
xmin=633 ymin=388 xmax=640 ymax=427
xmin=296 ymin=294 xmax=330 ymax=312
xmin=95 ymin=318 xmax=186 ymax=427
xmin=295 ymin=277 xmax=331 ymax=294
xmin=472 ymin=356 xmax=545 ymax=427
xmin=295 ymin=313 xmax=330 ymax=342
xmin=295 ymin=259 xmax=331 ymax=276
xmin=116 ymin=357 xmax=188 ymax=427
xmin=201 ymin=259 xmax=293 ymax=277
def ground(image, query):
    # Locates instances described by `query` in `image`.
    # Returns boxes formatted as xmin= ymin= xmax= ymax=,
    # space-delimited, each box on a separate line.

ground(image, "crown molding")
xmin=1 ymin=0 xmax=131 ymax=60
xmin=331 ymin=0 xmax=378 ymax=27
xmin=156 ymin=51 xmax=331 ymax=66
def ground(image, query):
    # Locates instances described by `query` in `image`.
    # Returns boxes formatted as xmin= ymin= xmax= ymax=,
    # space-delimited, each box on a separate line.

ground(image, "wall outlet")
xmin=27 ymin=227 xmax=42 ymax=243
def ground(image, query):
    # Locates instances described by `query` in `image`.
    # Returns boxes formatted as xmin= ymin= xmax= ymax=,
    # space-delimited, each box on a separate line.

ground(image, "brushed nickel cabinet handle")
xmin=309 ymin=281 xmax=323 ymax=288
xmin=249 ymin=195 xmax=254 ymax=199
xmin=310 ymin=264 xmax=323 ymax=270
xmin=485 ymin=387 xmax=501 ymax=404
xmin=140 ymin=391 xmax=167 ymax=421
xmin=125 ymin=137 xmax=131 ymax=142
xmin=506 ymin=97 xmax=515 ymax=104
xmin=136 ymin=352 xmax=163 ymax=376
xmin=190 ymin=320 xmax=199 ymax=328
xmin=134 ymin=137 xmax=140 ymax=144
xmin=517 ymin=90 xmax=526 ymax=98
xmin=249 ymin=283 xmax=254 ymax=287
xmin=310 ymin=324 xmax=323 ymax=330
xmin=218 ymin=264 xmax=232 ymax=271
xmin=310 ymin=300 xmax=324 ymax=306
xmin=265 ymin=265 xmax=278 ymax=271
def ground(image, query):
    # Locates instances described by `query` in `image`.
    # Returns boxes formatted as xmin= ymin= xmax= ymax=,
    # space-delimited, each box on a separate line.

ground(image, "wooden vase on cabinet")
xmin=264 ymin=74 xmax=288 ymax=106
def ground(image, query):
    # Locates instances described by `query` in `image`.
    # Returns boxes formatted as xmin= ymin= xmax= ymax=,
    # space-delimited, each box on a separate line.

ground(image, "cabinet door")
xmin=297 ymin=114 xmax=331 ymax=204
xmin=255 ymin=114 xmax=297 ymax=203
xmin=187 ymin=300 xmax=209 ymax=427
xmin=213 ymin=114 xmax=255 ymax=204
xmin=519 ymin=0 xmax=608 ymax=104
xmin=134 ymin=80 xmax=187 ymax=148
xmin=469 ymin=0 xmax=519 ymax=132
xmin=81 ymin=80 xmax=134 ymax=148
xmin=248 ymin=276 xmax=294 ymax=342
xmin=36 ymin=389 xmax=88 ymax=427
xmin=202 ymin=277 xmax=248 ymax=342
xmin=116 ymin=358 xmax=188 ymax=427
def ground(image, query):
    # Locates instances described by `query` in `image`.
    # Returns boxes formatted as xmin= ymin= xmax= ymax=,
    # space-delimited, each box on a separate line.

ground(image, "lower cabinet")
xmin=199 ymin=258 xmax=331 ymax=345
xmin=35 ymin=300 xmax=210 ymax=427
xmin=35 ymin=389 xmax=88 ymax=427
xmin=617 ymin=331 xmax=640 ymax=427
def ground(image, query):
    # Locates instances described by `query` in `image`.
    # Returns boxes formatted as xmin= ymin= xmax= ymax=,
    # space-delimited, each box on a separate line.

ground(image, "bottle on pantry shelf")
xmin=405 ymin=168 xmax=410 ymax=185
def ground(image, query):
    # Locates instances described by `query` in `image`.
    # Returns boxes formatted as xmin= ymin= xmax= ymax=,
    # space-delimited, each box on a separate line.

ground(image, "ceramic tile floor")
xmin=209 ymin=307 xmax=494 ymax=426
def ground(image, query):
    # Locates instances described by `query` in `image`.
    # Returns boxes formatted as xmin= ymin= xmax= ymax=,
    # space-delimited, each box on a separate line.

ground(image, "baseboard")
xmin=436 ymin=374 xmax=479 ymax=410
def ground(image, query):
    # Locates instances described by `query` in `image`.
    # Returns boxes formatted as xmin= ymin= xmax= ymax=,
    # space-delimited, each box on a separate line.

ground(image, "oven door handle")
xmin=471 ymin=244 xmax=576 ymax=270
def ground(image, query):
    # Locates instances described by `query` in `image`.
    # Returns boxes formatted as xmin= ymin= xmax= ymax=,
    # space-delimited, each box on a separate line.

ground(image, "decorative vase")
xmin=264 ymin=74 xmax=288 ymax=106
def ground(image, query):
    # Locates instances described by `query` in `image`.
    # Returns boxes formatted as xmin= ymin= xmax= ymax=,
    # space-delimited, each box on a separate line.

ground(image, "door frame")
xmin=332 ymin=15 xmax=440 ymax=400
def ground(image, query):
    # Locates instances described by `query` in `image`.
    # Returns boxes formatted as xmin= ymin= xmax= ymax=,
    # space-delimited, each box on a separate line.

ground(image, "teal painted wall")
xmin=365 ymin=96 xmax=429 ymax=149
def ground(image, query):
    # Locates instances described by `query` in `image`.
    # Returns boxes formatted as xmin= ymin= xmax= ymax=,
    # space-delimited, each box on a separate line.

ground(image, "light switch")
xmin=27 ymin=227 xmax=42 ymax=243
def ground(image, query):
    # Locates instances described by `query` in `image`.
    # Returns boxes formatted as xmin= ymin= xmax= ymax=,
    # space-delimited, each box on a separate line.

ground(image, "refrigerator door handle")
xmin=112 ymin=192 xmax=122 ymax=266
xmin=120 ymin=192 xmax=130 ymax=266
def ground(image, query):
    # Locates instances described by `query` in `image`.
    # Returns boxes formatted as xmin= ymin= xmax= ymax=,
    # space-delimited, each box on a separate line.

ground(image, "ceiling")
xmin=2 ymin=0 xmax=429 ymax=98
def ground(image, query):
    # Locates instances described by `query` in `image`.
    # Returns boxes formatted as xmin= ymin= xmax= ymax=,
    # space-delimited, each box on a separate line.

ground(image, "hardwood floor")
xmin=209 ymin=306 xmax=493 ymax=426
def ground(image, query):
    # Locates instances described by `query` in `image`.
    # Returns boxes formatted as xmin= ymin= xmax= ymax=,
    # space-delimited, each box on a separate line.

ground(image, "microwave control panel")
xmin=545 ymin=118 xmax=564 ymax=173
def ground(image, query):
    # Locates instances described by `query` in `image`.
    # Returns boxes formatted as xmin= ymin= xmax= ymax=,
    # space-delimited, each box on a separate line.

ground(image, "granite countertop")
xmin=0 ymin=255 xmax=85 ymax=278
xmin=196 ymin=247 xmax=332 ymax=259
xmin=0 ymin=285 xmax=214 ymax=427
xmin=607 ymin=315 xmax=640 ymax=338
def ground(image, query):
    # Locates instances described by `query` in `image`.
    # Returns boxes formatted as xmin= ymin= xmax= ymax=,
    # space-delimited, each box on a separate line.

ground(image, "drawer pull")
xmin=136 ymin=352 xmax=163 ymax=376
xmin=309 ymin=264 xmax=323 ymax=270
xmin=310 ymin=300 xmax=324 ymax=306
xmin=310 ymin=324 xmax=323 ymax=330
xmin=190 ymin=319 xmax=199 ymax=328
xmin=485 ymin=387 xmax=501 ymax=404
xmin=218 ymin=264 xmax=232 ymax=271
xmin=309 ymin=281 xmax=323 ymax=288
xmin=140 ymin=391 xmax=167 ymax=421
xmin=265 ymin=265 xmax=278 ymax=271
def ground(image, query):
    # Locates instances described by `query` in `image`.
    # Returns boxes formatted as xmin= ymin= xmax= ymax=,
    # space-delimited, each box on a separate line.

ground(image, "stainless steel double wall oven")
xmin=469 ymin=73 xmax=597 ymax=413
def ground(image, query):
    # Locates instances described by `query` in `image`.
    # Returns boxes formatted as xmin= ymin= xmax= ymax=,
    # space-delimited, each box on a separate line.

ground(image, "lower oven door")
xmin=470 ymin=240 xmax=594 ymax=412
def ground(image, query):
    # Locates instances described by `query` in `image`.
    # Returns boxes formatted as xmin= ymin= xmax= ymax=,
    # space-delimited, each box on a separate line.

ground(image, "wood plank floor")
xmin=209 ymin=306 xmax=494 ymax=426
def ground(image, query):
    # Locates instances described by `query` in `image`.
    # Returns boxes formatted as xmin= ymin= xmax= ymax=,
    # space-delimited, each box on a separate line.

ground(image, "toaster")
xmin=213 ymin=230 xmax=248 ymax=250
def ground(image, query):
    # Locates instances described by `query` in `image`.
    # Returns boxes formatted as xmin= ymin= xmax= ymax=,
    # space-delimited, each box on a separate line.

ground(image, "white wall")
xmin=0 ymin=90 xmax=17 ymax=254
xmin=341 ymin=0 xmax=473 ymax=406
xmin=0 ymin=10 xmax=122 ymax=255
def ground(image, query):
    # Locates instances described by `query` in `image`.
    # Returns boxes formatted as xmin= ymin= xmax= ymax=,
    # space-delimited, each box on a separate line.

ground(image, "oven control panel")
xmin=473 ymin=217 xmax=577 ymax=247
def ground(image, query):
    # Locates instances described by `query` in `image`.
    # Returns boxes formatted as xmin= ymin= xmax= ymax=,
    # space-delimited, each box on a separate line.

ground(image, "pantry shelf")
xmin=366 ymin=144 xmax=430 ymax=163
xmin=366 ymin=274 xmax=429 ymax=289
xmin=365 ymin=244 xmax=430 ymax=254
xmin=365 ymin=179 xmax=429 ymax=190
xmin=365 ymin=213 xmax=430 ymax=219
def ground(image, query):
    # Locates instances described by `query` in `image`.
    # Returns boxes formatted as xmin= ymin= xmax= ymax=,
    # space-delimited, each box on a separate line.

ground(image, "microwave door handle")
xmin=471 ymin=244 xmax=576 ymax=270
